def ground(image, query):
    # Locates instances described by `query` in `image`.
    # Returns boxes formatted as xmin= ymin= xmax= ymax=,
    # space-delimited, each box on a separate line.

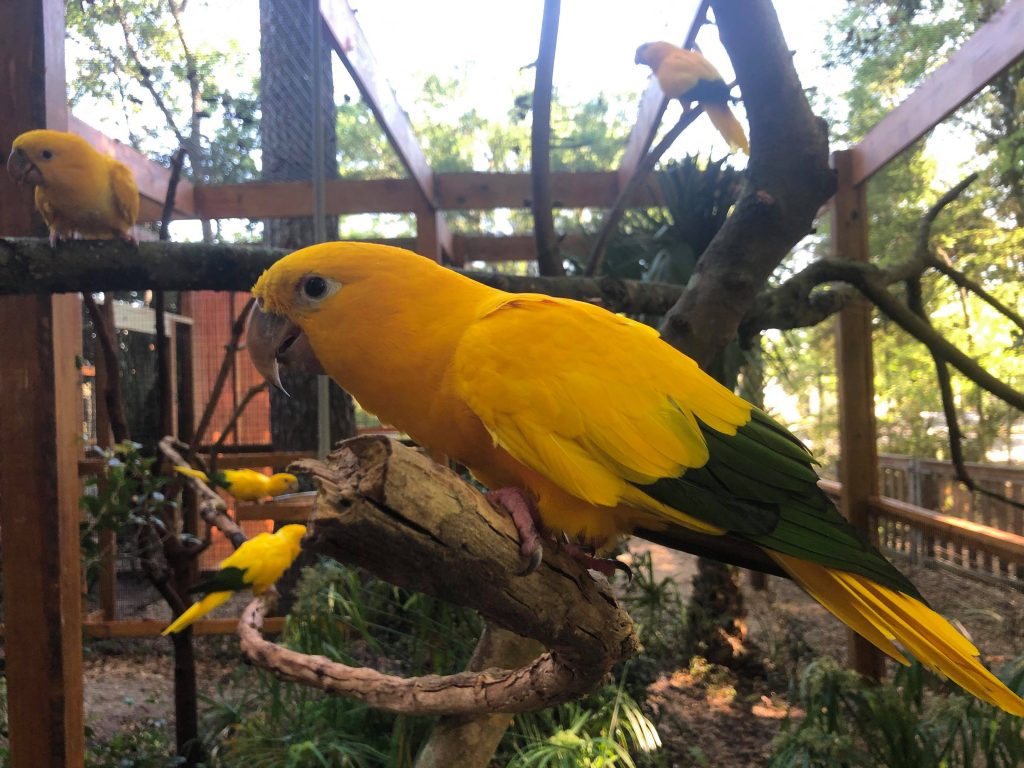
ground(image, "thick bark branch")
xmin=0 ymin=238 xmax=684 ymax=314
xmin=660 ymin=0 xmax=835 ymax=367
xmin=238 ymin=436 xmax=639 ymax=716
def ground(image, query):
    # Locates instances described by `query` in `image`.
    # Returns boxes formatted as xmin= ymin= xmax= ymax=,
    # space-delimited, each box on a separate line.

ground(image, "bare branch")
xmin=531 ymin=0 xmax=564 ymax=277
xmin=209 ymin=382 xmax=270 ymax=459
xmin=584 ymin=108 xmax=703 ymax=277
xmin=928 ymin=250 xmax=1024 ymax=334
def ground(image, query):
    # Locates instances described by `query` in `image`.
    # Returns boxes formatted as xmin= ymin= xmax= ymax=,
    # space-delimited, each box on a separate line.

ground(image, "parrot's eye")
xmin=302 ymin=276 xmax=328 ymax=299
xmin=41 ymin=150 xmax=53 ymax=160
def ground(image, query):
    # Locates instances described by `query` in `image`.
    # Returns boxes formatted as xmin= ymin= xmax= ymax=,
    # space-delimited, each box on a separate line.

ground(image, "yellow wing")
xmin=656 ymin=48 xmax=723 ymax=99
xmin=108 ymin=160 xmax=140 ymax=232
xmin=218 ymin=532 xmax=286 ymax=593
xmin=452 ymin=295 xmax=751 ymax=511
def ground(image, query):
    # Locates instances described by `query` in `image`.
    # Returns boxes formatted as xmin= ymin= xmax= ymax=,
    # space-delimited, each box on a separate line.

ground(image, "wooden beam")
xmin=453 ymin=234 xmax=586 ymax=264
xmin=852 ymin=0 xmax=1024 ymax=184
xmin=319 ymin=0 xmax=436 ymax=205
xmin=188 ymin=172 xmax=660 ymax=221
xmin=0 ymin=2 xmax=85 ymax=766
xmin=80 ymin=617 xmax=286 ymax=638
xmin=616 ymin=0 xmax=709 ymax=192
xmin=831 ymin=150 xmax=885 ymax=681
xmin=69 ymin=116 xmax=195 ymax=217
xmin=415 ymin=206 xmax=453 ymax=263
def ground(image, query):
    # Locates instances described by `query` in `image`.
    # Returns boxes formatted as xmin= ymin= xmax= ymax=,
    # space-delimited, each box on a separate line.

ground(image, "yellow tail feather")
xmin=772 ymin=552 xmax=1024 ymax=716
xmin=703 ymin=102 xmax=749 ymax=154
xmin=174 ymin=465 xmax=210 ymax=483
xmin=161 ymin=591 xmax=231 ymax=635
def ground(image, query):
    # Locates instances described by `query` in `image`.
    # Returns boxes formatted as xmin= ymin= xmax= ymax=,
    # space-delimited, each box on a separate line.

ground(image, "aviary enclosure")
xmin=0 ymin=0 xmax=1022 ymax=765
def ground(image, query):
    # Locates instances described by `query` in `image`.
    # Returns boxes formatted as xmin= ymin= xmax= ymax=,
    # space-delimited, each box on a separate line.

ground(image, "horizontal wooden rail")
xmin=234 ymin=496 xmax=314 ymax=522
xmin=172 ymin=172 xmax=662 ymax=224
xmin=0 ymin=617 xmax=286 ymax=639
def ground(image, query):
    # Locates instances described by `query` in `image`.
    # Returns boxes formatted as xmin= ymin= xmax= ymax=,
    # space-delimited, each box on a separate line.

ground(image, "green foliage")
xmin=79 ymin=442 xmax=175 ymax=588
xmin=205 ymin=559 xmax=482 ymax=767
xmin=85 ymin=719 xmax=183 ymax=768
xmin=770 ymin=655 xmax=1024 ymax=768
xmin=504 ymin=679 xmax=662 ymax=768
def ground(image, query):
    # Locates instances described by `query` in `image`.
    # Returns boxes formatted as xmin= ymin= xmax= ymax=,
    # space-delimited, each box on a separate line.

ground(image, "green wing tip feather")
xmin=188 ymin=566 xmax=249 ymax=595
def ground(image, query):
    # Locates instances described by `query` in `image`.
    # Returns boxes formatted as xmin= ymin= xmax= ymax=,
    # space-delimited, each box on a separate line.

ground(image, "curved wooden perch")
xmin=237 ymin=435 xmax=640 ymax=715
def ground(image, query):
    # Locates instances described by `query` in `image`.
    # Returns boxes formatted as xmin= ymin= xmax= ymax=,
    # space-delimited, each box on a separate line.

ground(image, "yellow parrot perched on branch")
xmin=635 ymin=41 xmax=749 ymax=154
xmin=174 ymin=466 xmax=299 ymax=502
xmin=6 ymin=129 xmax=140 ymax=246
xmin=246 ymin=242 xmax=1024 ymax=715
xmin=162 ymin=524 xmax=307 ymax=635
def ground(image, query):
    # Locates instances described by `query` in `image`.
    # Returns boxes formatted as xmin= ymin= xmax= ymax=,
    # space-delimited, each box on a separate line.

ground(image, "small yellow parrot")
xmin=246 ymin=243 xmax=1024 ymax=715
xmin=162 ymin=524 xmax=307 ymax=635
xmin=6 ymin=129 xmax=140 ymax=246
xmin=635 ymin=41 xmax=749 ymax=154
xmin=173 ymin=466 xmax=299 ymax=502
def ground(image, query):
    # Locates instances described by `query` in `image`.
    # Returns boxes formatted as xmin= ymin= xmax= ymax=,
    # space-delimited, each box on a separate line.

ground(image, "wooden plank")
xmin=415 ymin=206 xmax=453 ymax=263
xmin=198 ymin=450 xmax=315 ymax=469
xmin=319 ymin=0 xmax=435 ymax=205
xmin=189 ymin=172 xmax=661 ymax=221
xmin=77 ymin=617 xmax=286 ymax=638
xmin=616 ymin=0 xmax=710 ymax=192
xmin=831 ymin=150 xmax=884 ymax=680
xmin=234 ymin=497 xmax=314 ymax=522
xmin=191 ymin=177 xmax=421 ymax=220
xmin=453 ymin=233 xmax=587 ymax=264
xmin=68 ymin=116 xmax=195 ymax=217
xmin=852 ymin=0 xmax=1024 ymax=184
xmin=0 ymin=2 xmax=85 ymax=765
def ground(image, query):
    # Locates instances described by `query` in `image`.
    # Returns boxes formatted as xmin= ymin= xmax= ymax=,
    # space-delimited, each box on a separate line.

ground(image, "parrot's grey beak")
xmin=246 ymin=303 xmax=325 ymax=396
xmin=6 ymin=149 xmax=41 ymax=186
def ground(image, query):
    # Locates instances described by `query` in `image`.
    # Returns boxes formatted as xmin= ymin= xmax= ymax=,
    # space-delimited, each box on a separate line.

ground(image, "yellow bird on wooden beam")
xmin=174 ymin=466 xmax=299 ymax=502
xmin=6 ymin=129 xmax=140 ymax=246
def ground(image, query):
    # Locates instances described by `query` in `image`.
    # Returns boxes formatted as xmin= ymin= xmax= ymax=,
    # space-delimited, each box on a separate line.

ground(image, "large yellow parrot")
xmin=173 ymin=466 xmax=299 ymax=502
xmin=162 ymin=524 xmax=307 ymax=635
xmin=6 ymin=129 xmax=140 ymax=246
xmin=246 ymin=242 xmax=1024 ymax=715
xmin=635 ymin=41 xmax=749 ymax=154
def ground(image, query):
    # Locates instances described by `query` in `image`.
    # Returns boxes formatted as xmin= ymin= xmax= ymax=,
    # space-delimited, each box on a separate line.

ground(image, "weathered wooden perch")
xmin=237 ymin=435 xmax=639 ymax=715
xmin=0 ymin=237 xmax=682 ymax=315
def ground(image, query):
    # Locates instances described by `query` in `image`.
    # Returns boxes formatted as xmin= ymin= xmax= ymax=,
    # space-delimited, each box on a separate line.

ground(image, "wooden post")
xmin=93 ymin=335 xmax=118 ymax=620
xmin=831 ymin=150 xmax=885 ymax=681
xmin=0 ymin=1 xmax=85 ymax=766
xmin=832 ymin=154 xmax=885 ymax=673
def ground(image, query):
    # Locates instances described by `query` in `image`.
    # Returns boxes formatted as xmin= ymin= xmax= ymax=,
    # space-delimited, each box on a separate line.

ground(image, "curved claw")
xmin=612 ymin=558 xmax=633 ymax=584
xmin=518 ymin=543 xmax=544 ymax=576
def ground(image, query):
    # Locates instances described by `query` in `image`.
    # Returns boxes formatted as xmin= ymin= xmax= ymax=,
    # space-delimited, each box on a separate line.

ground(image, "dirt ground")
xmin=79 ymin=542 xmax=1024 ymax=766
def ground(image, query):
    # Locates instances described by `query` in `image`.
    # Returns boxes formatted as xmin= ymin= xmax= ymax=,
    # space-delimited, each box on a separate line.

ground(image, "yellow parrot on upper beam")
xmin=174 ymin=466 xmax=299 ymax=502
xmin=162 ymin=524 xmax=307 ymax=635
xmin=246 ymin=242 xmax=1024 ymax=716
xmin=635 ymin=41 xmax=749 ymax=154
xmin=6 ymin=129 xmax=140 ymax=246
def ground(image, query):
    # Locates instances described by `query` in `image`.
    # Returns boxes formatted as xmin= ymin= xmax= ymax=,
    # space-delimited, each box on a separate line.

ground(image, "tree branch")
xmin=928 ymin=250 xmax=1024 ymax=334
xmin=0 ymin=239 xmax=685 ymax=314
xmin=530 ymin=0 xmax=564 ymax=277
xmin=238 ymin=436 xmax=639 ymax=716
xmin=584 ymin=108 xmax=703 ymax=277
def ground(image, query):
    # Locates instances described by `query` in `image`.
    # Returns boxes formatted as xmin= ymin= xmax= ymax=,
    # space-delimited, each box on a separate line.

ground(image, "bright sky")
xmin=79 ymin=0 xmax=849 ymax=163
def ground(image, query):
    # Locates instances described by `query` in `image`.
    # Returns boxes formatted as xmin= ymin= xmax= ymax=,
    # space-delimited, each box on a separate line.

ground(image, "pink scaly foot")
xmin=486 ymin=487 xmax=544 ymax=575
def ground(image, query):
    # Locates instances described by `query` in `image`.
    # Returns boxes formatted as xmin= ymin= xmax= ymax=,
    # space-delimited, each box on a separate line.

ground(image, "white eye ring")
xmin=296 ymin=274 xmax=339 ymax=304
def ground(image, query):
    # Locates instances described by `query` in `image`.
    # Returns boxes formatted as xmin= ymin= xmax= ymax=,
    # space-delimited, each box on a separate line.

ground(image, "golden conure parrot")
xmin=6 ymin=129 xmax=140 ymax=246
xmin=635 ymin=41 xmax=749 ymax=154
xmin=246 ymin=242 xmax=1024 ymax=715
xmin=162 ymin=524 xmax=306 ymax=635
xmin=173 ymin=466 xmax=299 ymax=502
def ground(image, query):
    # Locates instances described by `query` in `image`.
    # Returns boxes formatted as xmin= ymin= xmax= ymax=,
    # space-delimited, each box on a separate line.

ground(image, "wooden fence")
xmin=821 ymin=455 xmax=1024 ymax=588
